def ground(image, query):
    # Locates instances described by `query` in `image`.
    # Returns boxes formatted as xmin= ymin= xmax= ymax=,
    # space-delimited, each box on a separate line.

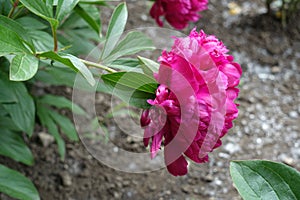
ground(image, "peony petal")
xmin=166 ymin=155 xmax=188 ymax=176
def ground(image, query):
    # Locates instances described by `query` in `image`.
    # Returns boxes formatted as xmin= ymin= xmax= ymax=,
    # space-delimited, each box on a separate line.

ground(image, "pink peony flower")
xmin=150 ymin=0 xmax=208 ymax=29
xmin=140 ymin=29 xmax=242 ymax=176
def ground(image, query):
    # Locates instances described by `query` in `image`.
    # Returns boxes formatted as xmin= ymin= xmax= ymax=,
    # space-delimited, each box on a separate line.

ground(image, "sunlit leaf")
xmin=10 ymin=54 xmax=39 ymax=81
xmin=230 ymin=160 xmax=300 ymax=200
xmin=38 ymin=51 xmax=95 ymax=86
xmin=103 ymin=31 xmax=155 ymax=64
xmin=56 ymin=0 xmax=80 ymax=22
xmin=100 ymin=2 xmax=127 ymax=60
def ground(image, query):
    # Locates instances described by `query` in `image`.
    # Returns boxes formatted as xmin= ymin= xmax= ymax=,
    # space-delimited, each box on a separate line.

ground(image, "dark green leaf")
xmin=48 ymin=110 xmax=78 ymax=141
xmin=230 ymin=160 xmax=300 ymax=200
xmin=101 ymin=72 xmax=157 ymax=108
xmin=35 ymin=63 xmax=76 ymax=86
xmin=138 ymin=56 xmax=159 ymax=75
xmin=39 ymin=94 xmax=85 ymax=115
xmin=0 ymin=24 xmax=30 ymax=56
xmin=56 ymin=0 xmax=80 ymax=22
xmin=0 ymin=73 xmax=35 ymax=136
xmin=36 ymin=102 xmax=65 ymax=159
xmin=0 ymin=0 xmax=12 ymax=15
xmin=0 ymin=129 xmax=34 ymax=165
xmin=101 ymin=2 xmax=127 ymax=60
xmin=0 ymin=15 xmax=35 ymax=53
xmin=0 ymin=164 xmax=40 ymax=200
xmin=74 ymin=4 xmax=100 ymax=34
xmin=38 ymin=51 xmax=95 ymax=86
xmin=101 ymin=72 xmax=157 ymax=93
xmin=16 ymin=16 xmax=48 ymax=30
xmin=104 ymin=31 xmax=155 ymax=64
xmin=0 ymin=76 xmax=18 ymax=103
xmin=108 ymin=58 xmax=142 ymax=72
xmin=0 ymin=115 xmax=21 ymax=131
xmin=10 ymin=54 xmax=39 ymax=81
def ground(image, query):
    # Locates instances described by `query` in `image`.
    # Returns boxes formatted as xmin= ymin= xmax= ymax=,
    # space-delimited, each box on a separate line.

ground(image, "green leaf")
xmin=36 ymin=102 xmax=65 ymax=159
xmin=138 ymin=56 xmax=159 ymax=75
xmin=0 ymin=164 xmax=40 ymax=200
xmin=0 ymin=0 xmax=12 ymax=15
xmin=19 ymin=0 xmax=58 ymax=29
xmin=39 ymin=94 xmax=86 ymax=115
xmin=16 ymin=16 xmax=48 ymax=30
xmin=101 ymin=72 xmax=157 ymax=93
xmin=101 ymin=72 xmax=157 ymax=108
xmin=79 ymin=0 xmax=107 ymax=5
xmin=0 ymin=116 xmax=21 ymax=131
xmin=0 ymin=129 xmax=34 ymax=165
xmin=74 ymin=4 xmax=100 ymax=34
xmin=230 ymin=160 xmax=300 ymax=200
xmin=10 ymin=54 xmax=39 ymax=81
xmin=108 ymin=58 xmax=142 ymax=72
xmin=0 ymin=73 xmax=35 ymax=136
xmin=48 ymin=110 xmax=78 ymax=141
xmin=56 ymin=0 xmax=80 ymax=22
xmin=0 ymin=24 xmax=30 ymax=56
xmin=101 ymin=2 xmax=128 ymax=60
xmin=39 ymin=51 xmax=95 ymax=86
xmin=0 ymin=15 xmax=35 ymax=53
xmin=35 ymin=64 xmax=76 ymax=86
xmin=103 ymin=31 xmax=155 ymax=64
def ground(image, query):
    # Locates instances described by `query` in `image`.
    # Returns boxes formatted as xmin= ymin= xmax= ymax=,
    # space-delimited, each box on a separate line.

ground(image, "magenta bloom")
xmin=140 ymin=29 xmax=242 ymax=176
xmin=150 ymin=0 xmax=208 ymax=29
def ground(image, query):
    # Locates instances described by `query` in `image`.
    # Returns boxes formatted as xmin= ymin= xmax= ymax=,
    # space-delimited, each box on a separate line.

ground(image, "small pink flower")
xmin=150 ymin=0 xmax=208 ymax=29
xmin=140 ymin=29 xmax=242 ymax=176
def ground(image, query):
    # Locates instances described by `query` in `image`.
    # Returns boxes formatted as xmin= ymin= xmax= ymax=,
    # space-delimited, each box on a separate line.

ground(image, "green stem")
xmin=79 ymin=59 xmax=117 ymax=73
xmin=7 ymin=0 xmax=19 ymax=18
xmin=51 ymin=25 xmax=58 ymax=52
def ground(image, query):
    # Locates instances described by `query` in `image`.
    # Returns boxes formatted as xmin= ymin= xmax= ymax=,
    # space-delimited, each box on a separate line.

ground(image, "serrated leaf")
xmin=104 ymin=31 xmax=155 ymax=64
xmin=0 ymin=15 xmax=35 ymax=53
xmin=230 ymin=160 xmax=300 ymax=200
xmin=0 ymin=164 xmax=40 ymax=200
xmin=56 ymin=0 xmax=80 ymax=22
xmin=74 ymin=4 xmax=100 ymax=34
xmin=39 ymin=51 xmax=95 ymax=86
xmin=138 ymin=56 xmax=159 ymax=75
xmin=36 ymin=102 xmax=65 ymax=159
xmin=10 ymin=54 xmax=39 ymax=81
xmin=39 ymin=94 xmax=85 ymax=115
xmin=100 ymin=2 xmax=127 ymax=60
xmin=48 ymin=110 xmax=78 ymax=141
xmin=0 ymin=73 xmax=35 ymax=136
xmin=0 ymin=129 xmax=34 ymax=165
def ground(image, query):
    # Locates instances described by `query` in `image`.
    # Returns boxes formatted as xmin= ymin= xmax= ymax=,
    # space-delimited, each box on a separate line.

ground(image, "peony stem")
xmin=7 ymin=0 xmax=19 ymax=18
xmin=79 ymin=59 xmax=117 ymax=73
